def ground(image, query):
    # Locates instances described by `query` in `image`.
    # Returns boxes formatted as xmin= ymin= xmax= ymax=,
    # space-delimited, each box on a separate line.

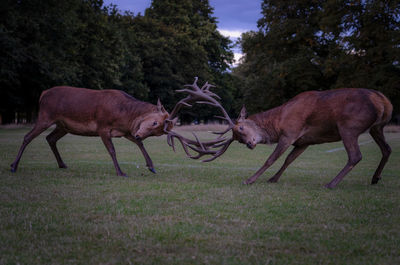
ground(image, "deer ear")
xmin=238 ymin=105 xmax=247 ymax=121
xmin=157 ymin=98 xmax=167 ymax=113
xmin=157 ymin=98 xmax=162 ymax=111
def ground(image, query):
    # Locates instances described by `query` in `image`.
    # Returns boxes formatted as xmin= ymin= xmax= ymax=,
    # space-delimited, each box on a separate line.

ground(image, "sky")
xmin=102 ymin=0 xmax=263 ymax=63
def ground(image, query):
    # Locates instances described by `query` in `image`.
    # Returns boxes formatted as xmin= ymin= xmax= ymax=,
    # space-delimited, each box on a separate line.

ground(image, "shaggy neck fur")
xmin=248 ymin=106 xmax=282 ymax=144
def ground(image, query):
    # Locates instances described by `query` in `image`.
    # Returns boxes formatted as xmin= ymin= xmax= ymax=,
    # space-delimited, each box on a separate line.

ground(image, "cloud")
xmin=218 ymin=29 xmax=245 ymax=67
xmin=216 ymin=29 xmax=246 ymax=67
xmin=233 ymin=53 xmax=244 ymax=64
xmin=218 ymin=29 xmax=245 ymax=38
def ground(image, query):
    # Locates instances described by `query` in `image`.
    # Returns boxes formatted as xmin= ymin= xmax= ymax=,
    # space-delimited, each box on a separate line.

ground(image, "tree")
xmin=0 ymin=0 xmax=146 ymax=123
xmin=0 ymin=0 xmax=85 ymax=122
xmin=0 ymin=0 xmax=235 ymax=124
xmin=132 ymin=0 xmax=234 ymax=122
xmin=235 ymin=0 xmax=400 ymax=116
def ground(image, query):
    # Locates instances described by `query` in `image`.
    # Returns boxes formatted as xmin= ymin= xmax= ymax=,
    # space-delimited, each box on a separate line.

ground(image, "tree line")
xmin=1 ymin=0 xmax=399 ymax=124
xmin=0 ymin=0 xmax=236 ymax=124
xmin=235 ymin=0 xmax=400 ymax=118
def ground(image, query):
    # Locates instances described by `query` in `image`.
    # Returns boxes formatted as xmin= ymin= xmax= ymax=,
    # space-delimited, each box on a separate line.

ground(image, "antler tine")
xmin=207 ymin=91 xmax=221 ymax=100
xmin=167 ymin=77 xmax=208 ymax=121
xmin=174 ymin=135 xmax=234 ymax=161
xmin=201 ymin=138 xmax=234 ymax=162
xmin=166 ymin=129 xmax=227 ymax=159
xmin=193 ymin=76 xmax=199 ymax=87
xmin=166 ymin=97 xmax=190 ymax=122
xmin=178 ymin=137 xmax=235 ymax=162
xmin=167 ymin=130 xmax=225 ymax=149
xmin=211 ymin=124 xmax=234 ymax=136
xmin=183 ymin=76 xmax=201 ymax=90
xmin=200 ymin=81 xmax=209 ymax=90
xmin=201 ymin=82 xmax=216 ymax=91
xmin=186 ymin=79 xmax=234 ymax=128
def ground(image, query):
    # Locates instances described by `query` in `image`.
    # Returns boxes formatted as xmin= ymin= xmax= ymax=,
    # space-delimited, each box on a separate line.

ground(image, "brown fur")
xmin=234 ymin=88 xmax=392 ymax=188
xmin=11 ymin=86 xmax=172 ymax=176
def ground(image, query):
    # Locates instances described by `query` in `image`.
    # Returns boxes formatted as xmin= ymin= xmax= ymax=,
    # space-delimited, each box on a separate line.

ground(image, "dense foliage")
xmin=235 ymin=0 xmax=400 ymax=116
xmin=0 ymin=0 xmax=234 ymax=124
xmin=1 ymin=0 xmax=399 ymax=124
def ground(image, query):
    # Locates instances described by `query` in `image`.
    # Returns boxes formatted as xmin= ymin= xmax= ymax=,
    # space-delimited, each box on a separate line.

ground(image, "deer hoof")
xmin=10 ymin=163 xmax=17 ymax=172
xmin=59 ymin=164 xmax=68 ymax=169
xmin=371 ymin=177 xmax=380 ymax=185
xmin=267 ymin=177 xmax=278 ymax=183
xmin=118 ymin=172 xmax=128 ymax=177
xmin=148 ymin=167 xmax=156 ymax=174
xmin=324 ymin=183 xmax=335 ymax=189
xmin=242 ymin=179 xmax=254 ymax=185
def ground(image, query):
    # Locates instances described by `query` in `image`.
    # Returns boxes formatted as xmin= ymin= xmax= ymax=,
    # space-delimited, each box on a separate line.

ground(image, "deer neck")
xmin=126 ymin=101 xmax=158 ymax=135
xmin=248 ymin=107 xmax=281 ymax=144
xmin=129 ymin=116 xmax=143 ymax=135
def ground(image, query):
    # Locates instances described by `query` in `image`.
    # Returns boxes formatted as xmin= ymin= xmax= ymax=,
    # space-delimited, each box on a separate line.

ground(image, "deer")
xmin=10 ymin=84 xmax=221 ymax=176
xmin=172 ymin=79 xmax=393 ymax=188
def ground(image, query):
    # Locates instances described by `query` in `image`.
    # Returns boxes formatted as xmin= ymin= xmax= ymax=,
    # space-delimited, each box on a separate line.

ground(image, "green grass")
xmin=1 ymin=126 xmax=400 ymax=264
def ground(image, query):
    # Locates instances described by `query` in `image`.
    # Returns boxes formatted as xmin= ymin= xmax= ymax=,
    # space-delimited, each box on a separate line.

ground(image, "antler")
xmin=164 ymin=77 xmax=236 ymax=162
xmin=166 ymin=77 xmax=222 ymax=120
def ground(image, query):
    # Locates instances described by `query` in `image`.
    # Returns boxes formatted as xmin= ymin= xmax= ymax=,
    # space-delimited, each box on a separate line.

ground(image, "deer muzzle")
xmin=246 ymin=141 xmax=256 ymax=149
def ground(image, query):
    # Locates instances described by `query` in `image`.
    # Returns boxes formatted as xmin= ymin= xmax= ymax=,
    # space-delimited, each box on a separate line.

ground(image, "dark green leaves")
xmin=1 ymin=0 xmax=234 ymax=124
xmin=235 ymin=0 xmax=400 ymax=116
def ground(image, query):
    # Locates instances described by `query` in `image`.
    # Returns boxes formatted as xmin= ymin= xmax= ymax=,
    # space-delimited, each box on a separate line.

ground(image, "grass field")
xmin=1 ymin=126 xmax=399 ymax=264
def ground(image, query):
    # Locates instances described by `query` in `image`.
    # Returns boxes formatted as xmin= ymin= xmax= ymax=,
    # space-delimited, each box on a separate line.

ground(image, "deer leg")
xmin=125 ymin=135 xmax=156 ymax=174
xmin=243 ymin=139 xmax=291 ymax=185
xmin=369 ymin=126 xmax=391 ymax=184
xmin=325 ymin=134 xmax=362 ymax=189
xmin=11 ymin=123 xmax=51 ymax=172
xmin=46 ymin=126 xmax=68 ymax=168
xmin=136 ymin=141 xmax=156 ymax=174
xmin=268 ymin=145 xmax=308 ymax=183
xmin=100 ymin=134 xmax=126 ymax=177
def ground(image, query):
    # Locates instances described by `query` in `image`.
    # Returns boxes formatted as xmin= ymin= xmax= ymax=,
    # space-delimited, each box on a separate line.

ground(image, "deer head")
xmin=232 ymin=106 xmax=264 ymax=149
xmin=135 ymin=78 xmax=219 ymax=143
xmin=134 ymin=99 xmax=176 ymax=140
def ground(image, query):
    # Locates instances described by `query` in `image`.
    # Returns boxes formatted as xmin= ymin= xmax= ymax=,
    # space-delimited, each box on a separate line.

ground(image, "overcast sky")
xmin=103 ymin=0 xmax=263 ymax=63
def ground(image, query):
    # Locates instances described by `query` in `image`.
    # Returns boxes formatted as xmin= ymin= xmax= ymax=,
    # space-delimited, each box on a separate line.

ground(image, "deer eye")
xmin=153 ymin=121 xmax=158 ymax=126
xmin=239 ymin=126 xmax=244 ymax=131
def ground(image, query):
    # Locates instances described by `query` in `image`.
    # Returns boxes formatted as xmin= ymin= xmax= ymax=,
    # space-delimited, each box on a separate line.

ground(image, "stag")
xmin=174 ymin=81 xmax=393 ymax=188
xmin=10 ymin=84 xmax=215 ymax=176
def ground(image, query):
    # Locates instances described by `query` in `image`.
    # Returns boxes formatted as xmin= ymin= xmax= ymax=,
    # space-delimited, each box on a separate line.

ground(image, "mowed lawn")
xmin=1 ymin=126 xmax=399 ymax=265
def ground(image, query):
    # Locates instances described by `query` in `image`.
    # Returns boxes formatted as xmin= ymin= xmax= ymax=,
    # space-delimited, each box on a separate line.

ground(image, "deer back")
xmin=38 ymin=86 xmax=169 ymax=138
xmin=241 ymin=88 xmax=392 ymax=147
